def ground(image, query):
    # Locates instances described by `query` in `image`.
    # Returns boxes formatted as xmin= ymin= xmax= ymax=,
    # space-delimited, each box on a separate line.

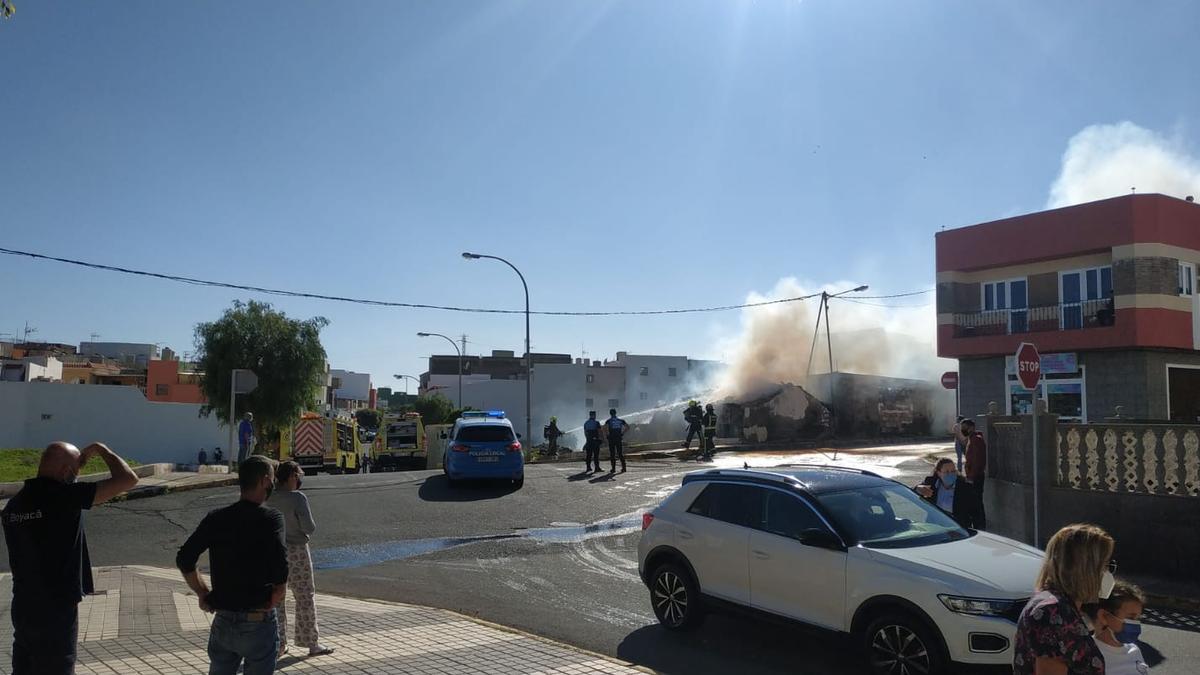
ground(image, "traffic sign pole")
xmin=1014 ymin=342 xmax=1042 ymax=548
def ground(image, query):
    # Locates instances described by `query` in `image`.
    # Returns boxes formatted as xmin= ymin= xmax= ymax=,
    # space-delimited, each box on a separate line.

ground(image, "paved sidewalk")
xmin=116 ymin=471 xmax=239 ymax=501
xmin=0 ymin=567 xmax=646 ymax=674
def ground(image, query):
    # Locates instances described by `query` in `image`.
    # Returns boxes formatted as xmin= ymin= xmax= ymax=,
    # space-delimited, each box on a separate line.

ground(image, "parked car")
xmin=637 ymin=466 xmax=1043 ymax=675
xmin=442 ymin=411 xmax=524 ymax=489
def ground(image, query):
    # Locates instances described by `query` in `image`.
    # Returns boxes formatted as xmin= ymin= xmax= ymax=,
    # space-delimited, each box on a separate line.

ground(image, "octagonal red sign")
xmin=1015 ymin=342 xmax=1041 ymax=391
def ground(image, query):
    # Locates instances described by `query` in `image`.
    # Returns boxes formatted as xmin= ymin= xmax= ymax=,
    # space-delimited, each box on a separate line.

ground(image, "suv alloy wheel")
xmin=862 ymin=612 xmax=948 ymax=675
xmin=650 ymin=563 xmax=704 ymax=631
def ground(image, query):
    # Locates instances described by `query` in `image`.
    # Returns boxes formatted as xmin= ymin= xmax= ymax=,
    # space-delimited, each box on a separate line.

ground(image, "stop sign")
xmin=1015 ymin=342 xmax=1041 ymax=390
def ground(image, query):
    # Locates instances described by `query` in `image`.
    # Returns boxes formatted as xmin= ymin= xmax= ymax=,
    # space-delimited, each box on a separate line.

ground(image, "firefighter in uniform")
xmin=544 ymin=417 xmax=563 ymax=458
xmin=681 ymin=400 xmax=703 ymax=451
xmin=700 ymin=404 xmax=719 ymax=462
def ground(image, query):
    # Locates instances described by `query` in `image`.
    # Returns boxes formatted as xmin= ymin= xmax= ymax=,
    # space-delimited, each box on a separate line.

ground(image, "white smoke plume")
xmin=713 ymin=278 xmax=952 ymax=401
xmin=1048 ymin=122 xmax=1200 ymax=208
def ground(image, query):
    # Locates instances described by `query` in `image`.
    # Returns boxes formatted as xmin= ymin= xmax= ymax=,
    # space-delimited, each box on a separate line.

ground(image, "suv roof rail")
xmin=765 ymin=463 xmax=883 ymax=479
xmin=682 ymin=468 xmax=805 ymax=488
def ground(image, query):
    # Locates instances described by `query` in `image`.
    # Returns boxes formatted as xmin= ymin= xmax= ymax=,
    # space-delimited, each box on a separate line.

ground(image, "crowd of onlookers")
xmin=917 ymin=419 xmax=1150 ymax=674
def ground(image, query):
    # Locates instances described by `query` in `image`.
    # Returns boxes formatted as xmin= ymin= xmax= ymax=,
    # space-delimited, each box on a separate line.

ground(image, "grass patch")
xmin=0 ymin=449 xmax=141 ymax=484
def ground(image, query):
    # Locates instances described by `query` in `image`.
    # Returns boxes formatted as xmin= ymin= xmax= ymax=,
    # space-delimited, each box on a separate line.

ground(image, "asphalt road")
xmin=2 ymin=447 xmax=1197 ymax=674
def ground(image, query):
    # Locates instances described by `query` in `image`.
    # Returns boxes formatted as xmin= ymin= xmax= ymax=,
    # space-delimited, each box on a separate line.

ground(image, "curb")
xmin=109 ymin=476 xmax=240 ymax=503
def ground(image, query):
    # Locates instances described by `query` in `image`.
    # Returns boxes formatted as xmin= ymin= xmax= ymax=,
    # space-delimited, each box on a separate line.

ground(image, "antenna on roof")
xmin=1131 ymin=187 xmax=1137 ymax=194
xmin=1188 ymin=196 xmax=1195 ymax=203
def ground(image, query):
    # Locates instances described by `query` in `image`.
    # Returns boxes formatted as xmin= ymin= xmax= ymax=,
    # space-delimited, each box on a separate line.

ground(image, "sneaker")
xmin=308 ymin=645 xmax=335 ymax=657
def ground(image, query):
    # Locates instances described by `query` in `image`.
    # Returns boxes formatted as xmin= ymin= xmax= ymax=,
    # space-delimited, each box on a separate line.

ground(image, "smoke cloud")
xmin=1047 ymin=122 xmax=1200 ymax=208
xmin=714 ymin=278 xmax=952 ymax=401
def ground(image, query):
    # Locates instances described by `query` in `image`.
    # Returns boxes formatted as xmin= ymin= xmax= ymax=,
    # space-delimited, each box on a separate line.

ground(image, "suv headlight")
xmin=938 ymin=595 xmax=1022 ymax=619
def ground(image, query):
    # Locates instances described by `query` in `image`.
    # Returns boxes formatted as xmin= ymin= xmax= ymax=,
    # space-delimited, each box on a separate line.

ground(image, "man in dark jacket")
xmin=959 ymin=419 xmax=988 ymax=529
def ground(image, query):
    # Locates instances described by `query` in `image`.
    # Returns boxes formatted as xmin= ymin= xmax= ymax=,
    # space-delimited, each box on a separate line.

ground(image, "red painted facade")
xmin=937 ymin=194 xmax=1200 ymax=359
xmin=936 ymin=194 xmax=1200 ymax=273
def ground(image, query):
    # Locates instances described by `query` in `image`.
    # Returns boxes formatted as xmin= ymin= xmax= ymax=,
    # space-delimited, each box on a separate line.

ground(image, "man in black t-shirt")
xmin=177 ymin=455 xmax=288 ymax=675
xmin=2 ymin=441 xmax=139 ymax=675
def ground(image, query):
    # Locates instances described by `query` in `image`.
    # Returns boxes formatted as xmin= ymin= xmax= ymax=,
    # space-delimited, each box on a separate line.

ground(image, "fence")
xmin=1056 ymin=423 xmax=1200 ymax=497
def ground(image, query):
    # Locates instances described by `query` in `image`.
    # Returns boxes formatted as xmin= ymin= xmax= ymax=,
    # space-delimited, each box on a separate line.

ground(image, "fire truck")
xmin=372 ymin=412 xmax=426 ymax=471
xmin=280 ymin=412 xmax=360 ymax=474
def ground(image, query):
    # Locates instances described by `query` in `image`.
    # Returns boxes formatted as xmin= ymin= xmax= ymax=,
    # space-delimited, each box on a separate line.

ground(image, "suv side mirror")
xmin=799 ymin=528 xmax=844 ymax=551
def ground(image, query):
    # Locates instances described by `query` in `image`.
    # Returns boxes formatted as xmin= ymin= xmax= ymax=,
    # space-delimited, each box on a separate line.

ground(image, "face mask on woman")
xmin=940 ymin=473 xmax=957 ymax=488
xmin=1099 ymin=570 xmax=1116 ymax=600
xmin=1115 ymin=619 xmax=1141 ymax=643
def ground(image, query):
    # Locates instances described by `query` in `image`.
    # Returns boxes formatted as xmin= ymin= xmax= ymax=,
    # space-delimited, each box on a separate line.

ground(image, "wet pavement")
xmin=5 ymin=445 xmax=1197 ymax=674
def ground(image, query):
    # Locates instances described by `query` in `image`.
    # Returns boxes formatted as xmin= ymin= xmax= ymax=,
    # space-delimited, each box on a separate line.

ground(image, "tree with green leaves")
xmin=194 ymin=300 xmax=329 ymax=439
xmin=1 ymin=1 xmax=15 ymax=20
xmin=410 ymin=393 xmax=476 ymax=424
xmin=354 ymin=408 xmax=384 ymax=430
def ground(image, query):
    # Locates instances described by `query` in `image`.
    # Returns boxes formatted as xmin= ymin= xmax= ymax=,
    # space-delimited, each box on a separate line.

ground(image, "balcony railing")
xmin=953 ymin=298 xmax=1114 ymax=338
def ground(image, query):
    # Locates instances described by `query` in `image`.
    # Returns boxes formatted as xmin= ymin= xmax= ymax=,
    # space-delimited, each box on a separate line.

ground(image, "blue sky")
xmin=3 ymin=0 xmax=1199 ymax=389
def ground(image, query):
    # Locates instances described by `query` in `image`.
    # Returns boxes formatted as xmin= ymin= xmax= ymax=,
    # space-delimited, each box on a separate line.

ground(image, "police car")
xmin=443 ymin=411 xmax=525 ymax=489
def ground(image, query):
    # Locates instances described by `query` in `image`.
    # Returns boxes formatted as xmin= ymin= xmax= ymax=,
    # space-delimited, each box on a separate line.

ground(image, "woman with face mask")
xmin=267 ymin=461 xmax=334 ymax=658
xmin=1013 ymin=523 xmax=1115 ymax=675
xmin=1092 ymin=581 xmax=1150 ymax=674
xmin=914 ymin=458 xmax=963 ymax=524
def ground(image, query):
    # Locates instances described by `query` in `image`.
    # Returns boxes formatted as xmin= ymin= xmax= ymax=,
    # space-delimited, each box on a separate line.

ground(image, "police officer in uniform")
xmin=700 ymin=403 xmax=719 ymax=462
xmin=582 ymin=411 xmax=602 ymax=473
xmin=604 ymin=408 xmax=628 ymax=473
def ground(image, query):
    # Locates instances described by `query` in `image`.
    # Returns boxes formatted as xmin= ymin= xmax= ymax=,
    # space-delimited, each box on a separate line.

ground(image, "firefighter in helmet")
xmin=700 ymin=403 xmax=719 ymax=461
xmin=681 ymin=400 xmax=703 ymax=451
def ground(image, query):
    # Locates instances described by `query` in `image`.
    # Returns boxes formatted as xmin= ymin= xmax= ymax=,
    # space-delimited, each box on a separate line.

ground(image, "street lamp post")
xmin=392 ymin=373 xmax=420 ymax=395
xmin=463 ymin=252 xmax=531 ymax=443
xmin=808 ymin=285 xmax=869 ymax=439
xmin=416 ymin=333 xmax=462 ymax=410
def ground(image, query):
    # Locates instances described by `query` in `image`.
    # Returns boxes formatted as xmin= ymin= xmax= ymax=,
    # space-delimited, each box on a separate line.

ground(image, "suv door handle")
xmin=678 ymin=530 xmax=694 ymax=540
xmin=752 ymin=550 xmax=770 ymax=560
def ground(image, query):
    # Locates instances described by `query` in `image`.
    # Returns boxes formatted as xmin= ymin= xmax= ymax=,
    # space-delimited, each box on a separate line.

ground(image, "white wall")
xmin=330 ymin=369 xmax=372 ymax=402
xmin=0 ymin=382 xmax=226 ymax=465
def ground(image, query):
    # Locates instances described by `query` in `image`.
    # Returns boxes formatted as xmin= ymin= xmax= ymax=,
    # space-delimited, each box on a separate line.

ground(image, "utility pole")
xmin=460 ymin=334 xmax=468 ymax=358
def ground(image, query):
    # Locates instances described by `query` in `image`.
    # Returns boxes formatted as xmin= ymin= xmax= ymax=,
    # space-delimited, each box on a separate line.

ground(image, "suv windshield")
xmin=816 ymin=484 xmax=969 ymax=549
xmin=455 ymin=425 xmax=515 ymax=443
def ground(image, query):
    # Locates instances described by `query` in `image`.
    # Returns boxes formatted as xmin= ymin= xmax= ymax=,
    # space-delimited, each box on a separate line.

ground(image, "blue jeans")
xmin=208 ymin=610 xmax=279 ymax=675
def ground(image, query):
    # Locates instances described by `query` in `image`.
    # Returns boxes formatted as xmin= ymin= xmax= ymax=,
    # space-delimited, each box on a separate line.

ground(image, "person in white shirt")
xmin=1092 ymin=580 xmax=1150 ymax=675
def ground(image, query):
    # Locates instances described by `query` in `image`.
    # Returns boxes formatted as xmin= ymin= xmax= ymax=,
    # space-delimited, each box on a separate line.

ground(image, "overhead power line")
xmin=835 ymin=297 xmax=933 ymax=309
xmin=852 ymin=289 xmax=933 ymax=300
xmin=1 ymin=246 xmax=830 ymax=316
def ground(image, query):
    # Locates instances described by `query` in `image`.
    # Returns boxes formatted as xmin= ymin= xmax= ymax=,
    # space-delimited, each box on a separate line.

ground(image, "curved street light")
xmin=462 ymin=252 xmax=531 ymax=442
xmin=392 ymin=373 xmax=421 ymax=395
xmin=808 ymin=285 xmax=870 ymax=443
xmin=417 ymin=333 xmax=462 ymax=410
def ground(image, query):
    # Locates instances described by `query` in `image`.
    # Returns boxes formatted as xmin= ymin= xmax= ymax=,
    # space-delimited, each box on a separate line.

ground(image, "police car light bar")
xmin=461 ymin=410 xmax=507 ymax=419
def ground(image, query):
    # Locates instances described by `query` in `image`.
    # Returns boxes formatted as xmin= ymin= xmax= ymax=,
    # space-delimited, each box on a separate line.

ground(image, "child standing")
xmin=1092 ymin=581 xmax=1150 ymax=675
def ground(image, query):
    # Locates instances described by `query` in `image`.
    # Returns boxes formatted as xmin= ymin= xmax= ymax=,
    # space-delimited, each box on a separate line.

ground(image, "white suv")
xmin=637 ymin=466 xmax=1043 ymax=675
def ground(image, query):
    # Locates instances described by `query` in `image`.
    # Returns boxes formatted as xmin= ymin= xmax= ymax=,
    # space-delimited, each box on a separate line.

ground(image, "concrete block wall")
xmin=0 ymin=381 xmax=226 ymax=465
